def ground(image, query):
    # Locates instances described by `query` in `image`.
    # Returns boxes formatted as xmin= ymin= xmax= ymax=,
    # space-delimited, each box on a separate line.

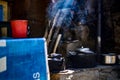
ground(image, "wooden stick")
xmin=47 ymin=10 xmax=61 ymax=45
xmin=53 ymin=34 xmax=62 ymax=53
xmin=44 ymin=20 xmax=51 ymax=39
xmin=49 ymin=26 xmax=61 ymax=53
xmin=47 ymin=24 xmax=54 ymax=44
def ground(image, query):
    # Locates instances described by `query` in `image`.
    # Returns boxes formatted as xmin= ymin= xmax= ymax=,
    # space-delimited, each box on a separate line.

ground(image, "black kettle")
xmin=67 ymin=47 xmax=97 ymax=68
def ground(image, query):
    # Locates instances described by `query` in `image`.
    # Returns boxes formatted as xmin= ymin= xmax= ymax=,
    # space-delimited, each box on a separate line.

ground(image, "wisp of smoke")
xmin=47 ymin=0 xmax=88 ymax=27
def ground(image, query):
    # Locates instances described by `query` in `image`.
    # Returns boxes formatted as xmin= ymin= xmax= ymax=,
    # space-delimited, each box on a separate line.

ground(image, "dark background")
xmin=2 ymin=0 xmax=120 ymax=53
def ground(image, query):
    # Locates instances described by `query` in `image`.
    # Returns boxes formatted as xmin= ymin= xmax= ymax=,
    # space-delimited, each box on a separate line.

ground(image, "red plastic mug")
xmin=11 ymin=20 xmax=28 ymax=38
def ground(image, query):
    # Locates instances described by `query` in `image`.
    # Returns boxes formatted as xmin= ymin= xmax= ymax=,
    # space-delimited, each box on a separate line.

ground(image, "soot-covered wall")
xmin=10 ymin=0 xmax=49 ymax=37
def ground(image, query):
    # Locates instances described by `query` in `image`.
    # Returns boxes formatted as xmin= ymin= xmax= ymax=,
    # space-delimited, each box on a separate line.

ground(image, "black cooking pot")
xmin=48 ymin=53 xmax=64 ymax=72
xmin=67 ymin=48 xmax=97 ymax=68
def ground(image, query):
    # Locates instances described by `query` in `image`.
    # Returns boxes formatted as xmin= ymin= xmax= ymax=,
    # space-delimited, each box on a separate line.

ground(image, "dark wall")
xmin=10 ymin=0 xmax=49 ymax=37
xmin=101 ymin=0 xmax=120 ymax=53
xmin=8 ymin=0 xmax=120 ymax=53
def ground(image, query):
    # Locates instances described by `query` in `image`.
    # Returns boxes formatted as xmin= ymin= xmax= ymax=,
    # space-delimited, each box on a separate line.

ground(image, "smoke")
xmin=54 ymin=8 xmax=74 ymax=27
xmin=46 ymin=0 xmax=92 ymax=27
